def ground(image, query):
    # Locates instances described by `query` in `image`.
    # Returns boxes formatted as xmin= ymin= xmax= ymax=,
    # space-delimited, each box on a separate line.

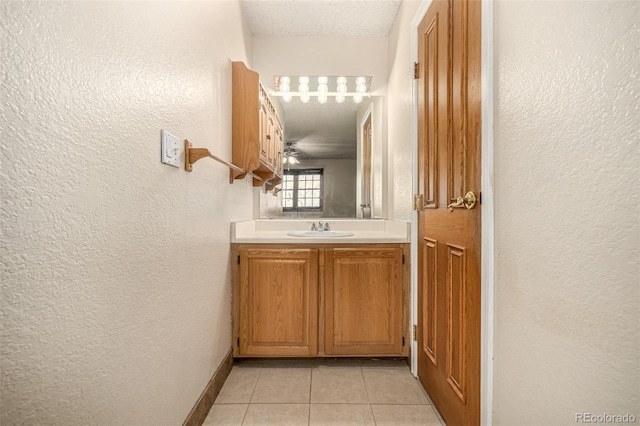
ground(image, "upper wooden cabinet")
xmin=231 ymin=61 xmax=284 ymax=186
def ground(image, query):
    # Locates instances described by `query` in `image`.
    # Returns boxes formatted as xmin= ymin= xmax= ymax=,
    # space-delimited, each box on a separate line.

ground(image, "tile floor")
xmin=203 ymin=359 xmax=445 ymax=426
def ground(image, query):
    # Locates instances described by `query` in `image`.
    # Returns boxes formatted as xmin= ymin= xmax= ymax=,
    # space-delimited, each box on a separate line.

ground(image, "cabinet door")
xmin=239 ymin=248 xmax=318 ymax=356
xmin=274 ymin=126 xmax=283 ymax=176
xmin=266 ymin=113 xmax=275 ymax=166
xmin=325 ymin=247 xmax=403 ymax=355
xmin=259 ymin=104 xmax=269 ymax=163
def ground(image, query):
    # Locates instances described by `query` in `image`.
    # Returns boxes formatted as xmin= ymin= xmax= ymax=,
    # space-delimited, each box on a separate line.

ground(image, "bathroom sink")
xmin=287 ymin=230 xmax=354 ymax=238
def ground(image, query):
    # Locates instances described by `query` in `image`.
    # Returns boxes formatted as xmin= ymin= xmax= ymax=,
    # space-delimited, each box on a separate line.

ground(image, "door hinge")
xmin=479 ymin=191 xmax=482 ymax=204
xmin=402 ymin=336 xmax=405 ymax=346
xmin=414 ymin=62 xmax=419 ymax=79
xmin=237 ymin=337 xmax=240 ymax=347
xmin=413 ymin=325 xmax=418 ymax=341
xmin=237 ymin=255 xmax=240 ymax=265
xmin=402 ymin=254 xmax=405 ymax=264
xmin=413 ymin=194 xmax=424 ymax=211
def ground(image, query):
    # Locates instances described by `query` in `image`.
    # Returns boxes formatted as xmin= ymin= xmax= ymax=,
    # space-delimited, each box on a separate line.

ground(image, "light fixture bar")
xmin=271 ymin=92 xmax=372 ymax=97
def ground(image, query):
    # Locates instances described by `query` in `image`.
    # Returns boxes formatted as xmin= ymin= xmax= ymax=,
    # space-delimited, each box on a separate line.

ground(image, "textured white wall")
xmin=0 ymin=1 xmax=254 ymax=424
xmin=493 ymin=1 xmax=639 ymax=424
xmin=386 ymin=0 xmax=420 ymax=221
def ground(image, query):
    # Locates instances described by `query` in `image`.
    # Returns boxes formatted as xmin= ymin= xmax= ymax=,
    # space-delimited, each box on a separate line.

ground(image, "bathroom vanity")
xmin=231 ymin=220 xmax=410 ymax=358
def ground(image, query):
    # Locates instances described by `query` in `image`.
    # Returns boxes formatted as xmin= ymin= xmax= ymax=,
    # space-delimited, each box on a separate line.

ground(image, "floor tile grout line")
xmin=360 ymin=364 xmax=378 ymax=425
xmin=241 ymin=365 xmax=263 ymax=424
xmin=238 ymin=403 xmax=249 ymax=426
xmin=308 ymin=367 xmax=312 ymax=426
xmin=360 ymin=366 xmax=372 ymax=404
xmin=369 ymin=402 xmax=378 ymax=426
xmin=247 ymin=366 xmax=263 ymax=404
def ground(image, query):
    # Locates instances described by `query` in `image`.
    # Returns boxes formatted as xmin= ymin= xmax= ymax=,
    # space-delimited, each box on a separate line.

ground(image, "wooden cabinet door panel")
xmin=275 ymin=126 xmax=284 ymax=176
xmin=259 ymin=104 xmax=269 ymax=163
xmin=325 ymin=248 xmax=403 ymax=355
xmin=239 ymin=248 xmax=318 ymax=356
xmin=266 ymin=113 xmax=275 ymax=166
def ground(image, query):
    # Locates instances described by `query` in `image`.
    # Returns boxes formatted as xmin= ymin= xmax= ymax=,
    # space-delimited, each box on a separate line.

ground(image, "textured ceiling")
xmin=240 ymin=0 xmax=402 ymax=36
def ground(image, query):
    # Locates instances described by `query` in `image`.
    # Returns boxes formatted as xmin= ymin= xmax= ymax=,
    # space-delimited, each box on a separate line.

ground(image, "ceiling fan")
xmin=283 ymin=142 xmax=300 ymax=165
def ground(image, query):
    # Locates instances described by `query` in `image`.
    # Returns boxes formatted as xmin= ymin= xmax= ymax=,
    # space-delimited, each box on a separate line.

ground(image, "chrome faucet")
xmin=310 ymin=221 xmax=330 ymax=231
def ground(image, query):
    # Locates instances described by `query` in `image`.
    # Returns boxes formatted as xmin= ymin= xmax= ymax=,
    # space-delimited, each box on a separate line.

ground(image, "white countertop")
xmin=231 ymin=219 xmax=410 ymax=244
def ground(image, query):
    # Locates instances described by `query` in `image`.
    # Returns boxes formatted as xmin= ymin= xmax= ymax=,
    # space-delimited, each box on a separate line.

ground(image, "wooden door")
xmin=325 ymin=247 xmax=403 ymax=356
xmin=238 ymin=248 xmax=318 ymax=356
xmin=416 ymin=0 xmax=481 ymax=424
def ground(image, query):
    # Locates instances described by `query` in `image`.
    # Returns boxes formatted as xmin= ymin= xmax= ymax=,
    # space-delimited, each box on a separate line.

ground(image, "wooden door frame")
xmin=409 ymin=1 xmax=495 ymax=425
xmin=363 ymin=115 xmax=372 ymax=207
xmin=360 ymin=106 xmax=373 ymax=216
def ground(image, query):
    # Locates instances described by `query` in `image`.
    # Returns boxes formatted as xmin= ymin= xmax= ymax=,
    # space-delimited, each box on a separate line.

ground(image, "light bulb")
xmin=356 ymin=83 xmax=367 ymax=93
xmin=337 ymin=83 xmax=347 ymax=93
xmin=279 ymin=83 xmax=290 ymax=92
xmin=298 ymin=76 xmax=309 ymax=93
xmin=283 ymin=94 xmax=292 ymax=103
xmin=317 ymin=76 xmax=328 ymax=93
xmin=280 ymin=76 xmax=290 ymax=84
xmin=301 ymin=94 xmax=310 ymax=103
xmin=355 ymin=76 xmax=366 ymax=85
xmin=353 ymin=95 xmax=363 ymax=104
xmin=318 ymin=94 xmax=328 ymax=104
xmin=336 ymin=95 xmax=345 ymax=104
xmin=336 ymin=76 xmax=347 ymax=85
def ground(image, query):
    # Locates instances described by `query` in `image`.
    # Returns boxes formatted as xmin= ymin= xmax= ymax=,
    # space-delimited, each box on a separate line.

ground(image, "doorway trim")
xmin=357 ymin=104 xmax=374 ymax=218
xmin=409 ymin=1 xmax=495 ymax=424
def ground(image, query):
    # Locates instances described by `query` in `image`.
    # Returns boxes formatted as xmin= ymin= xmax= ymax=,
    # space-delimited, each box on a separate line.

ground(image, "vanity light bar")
xmin=274 ymin=76 xmax=371 ymax=104
xmin=271 ymin=92 xmax=372 ymax=97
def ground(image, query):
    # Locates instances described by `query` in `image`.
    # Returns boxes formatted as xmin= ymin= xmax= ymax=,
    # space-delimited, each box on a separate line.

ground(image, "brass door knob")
xmin=447 ymin=191 xmax=477 ymax=212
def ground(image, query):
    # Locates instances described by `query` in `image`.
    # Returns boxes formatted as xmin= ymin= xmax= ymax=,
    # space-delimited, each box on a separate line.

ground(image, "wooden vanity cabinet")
xmin=235 ymin=247 xmax=318 ymax=357
xmin=231 ymin=61 xmax=284 ymax=187
xmin=232 ymin=244 xmax=409 ymax=358
xmin=324 ymin=247 xmax=404 ymax=356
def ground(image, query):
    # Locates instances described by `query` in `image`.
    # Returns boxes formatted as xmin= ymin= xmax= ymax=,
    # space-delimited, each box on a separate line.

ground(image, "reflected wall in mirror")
xmin=258 ymin=93 xmax=385 ymax=219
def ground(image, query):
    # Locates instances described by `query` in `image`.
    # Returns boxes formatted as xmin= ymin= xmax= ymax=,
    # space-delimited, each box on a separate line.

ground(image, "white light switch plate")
xmin=161 ymin=130 xmax=180 ymax=168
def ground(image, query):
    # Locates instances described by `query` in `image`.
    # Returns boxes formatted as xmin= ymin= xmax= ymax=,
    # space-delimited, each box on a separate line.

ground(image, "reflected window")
xmin=282 ymin=169 xmax=323 ymax=212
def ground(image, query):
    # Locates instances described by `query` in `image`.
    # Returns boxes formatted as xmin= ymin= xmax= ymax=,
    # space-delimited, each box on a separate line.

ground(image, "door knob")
xmin=447 ymin=191 xmax=477 ymax=212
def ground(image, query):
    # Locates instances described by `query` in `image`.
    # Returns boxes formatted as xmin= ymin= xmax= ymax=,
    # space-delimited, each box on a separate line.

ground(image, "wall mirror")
xmin=258 ymin=76 xmax=385 ymax=219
